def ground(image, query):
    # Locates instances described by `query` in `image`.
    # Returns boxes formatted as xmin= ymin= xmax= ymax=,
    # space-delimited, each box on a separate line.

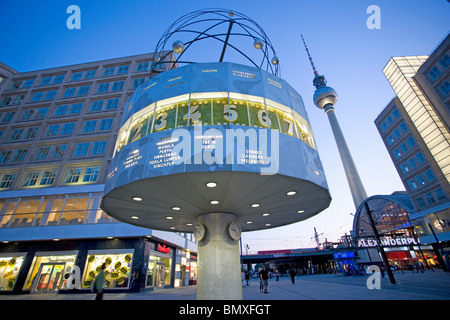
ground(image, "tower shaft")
xmin=325 ymin=105 xmax=367 ymax=208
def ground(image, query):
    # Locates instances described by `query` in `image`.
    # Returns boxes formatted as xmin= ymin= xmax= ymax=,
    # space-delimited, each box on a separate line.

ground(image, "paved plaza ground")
xmin=1 ymin=269 xmax=449 ymax=301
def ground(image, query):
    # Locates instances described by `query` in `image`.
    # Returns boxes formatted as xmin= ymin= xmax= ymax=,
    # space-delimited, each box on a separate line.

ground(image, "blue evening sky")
xmin=1 ymin=0 xmax=449 ymax=251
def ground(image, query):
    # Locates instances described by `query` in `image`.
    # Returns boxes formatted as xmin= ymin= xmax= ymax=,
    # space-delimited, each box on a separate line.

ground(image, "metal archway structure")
xmin=151 ymin=8 xmax=280 ymax=76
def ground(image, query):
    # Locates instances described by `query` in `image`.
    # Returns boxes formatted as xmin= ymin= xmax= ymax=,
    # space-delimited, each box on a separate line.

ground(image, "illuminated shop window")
xmin=0 ymin=255 xmax=25 ymax=291
xmin=23 ymin=253 xmax=77 ymax=292
xmin=82 ymin=251 xmax=133 ymax=289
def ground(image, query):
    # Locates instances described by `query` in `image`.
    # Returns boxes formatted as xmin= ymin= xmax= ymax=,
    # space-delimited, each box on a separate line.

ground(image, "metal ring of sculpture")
xmin=151 ymin=8 xmax=280 ymax=76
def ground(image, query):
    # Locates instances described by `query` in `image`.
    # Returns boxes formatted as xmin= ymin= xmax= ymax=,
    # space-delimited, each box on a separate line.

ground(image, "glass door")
xmin=32 ymin=263 xmax=66 ymax=293
xmin=154 ymin=262 xmax=165 ymax=290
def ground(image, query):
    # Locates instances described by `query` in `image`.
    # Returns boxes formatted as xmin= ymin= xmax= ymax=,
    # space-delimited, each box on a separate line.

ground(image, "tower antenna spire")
xmin=301 ymin=34 xmax=319 ymax=77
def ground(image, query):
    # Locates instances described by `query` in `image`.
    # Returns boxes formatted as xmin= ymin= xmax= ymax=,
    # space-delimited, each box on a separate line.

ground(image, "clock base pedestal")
xmin=196 ymin=212 xmax=243 ymax=300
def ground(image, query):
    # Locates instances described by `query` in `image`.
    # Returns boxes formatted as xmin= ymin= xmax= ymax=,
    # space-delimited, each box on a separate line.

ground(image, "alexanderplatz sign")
xmin=100 ymin=9 xmax=331 ymax=299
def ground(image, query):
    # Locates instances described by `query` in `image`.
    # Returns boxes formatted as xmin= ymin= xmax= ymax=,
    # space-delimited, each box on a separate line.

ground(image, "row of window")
xmin=393 ymin=139 xmax=420 ymax=159
xmin=399 ymin=151 xmax=432 ymax=176
xmin=427 ymin=53 xmax=449 ymax=81
xmin=0 ymin=165 xmax=101 ymax=189
xmin=0 ymin=99 xmax=118 ymax=125
xmin=406 ymin=169 xmax=436 ymax=190
xmin=0 ymin=139 xmax=108 ymax=164
xmin=6 ymin=61 xmax=152 ymax=91
xmin=386 ymin=121 xmax=409 ymax=145
xmin=2 ymin=116 xmax=113 ymax=144
xmin=415 ymin=188 xmax=447 ymax=208
xmin=0 ymin=77 xmax=145 ymax=106
xmin=380 ymin=107 xmax=400 ymax=132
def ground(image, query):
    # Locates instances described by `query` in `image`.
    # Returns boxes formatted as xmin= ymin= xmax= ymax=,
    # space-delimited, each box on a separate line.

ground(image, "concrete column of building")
xmin=196 ymin=212 xmax=243 ymax=300
xmin=325 ymin=105 xmax=368 ymax=208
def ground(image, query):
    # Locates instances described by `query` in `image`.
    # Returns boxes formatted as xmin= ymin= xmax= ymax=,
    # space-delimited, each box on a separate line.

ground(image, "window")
xmin=63 ymin=87 xmax=76 ymax=97
xmin=0 ymin=150 xmax=12 ymax=163
xmin=71 ymin=72 xmax=83 ymax=81
xmin=386 ymin=115 xmax=393 ymax=125
xmin=69 ymin=103 xmax=83 ymax=114
xmin=416 ymin=197 xmax=426 ymax=208
xmin=424 ymin=169 xmax=435 ymax=181
xmin=74 ymin=142 xmax=90 ymax=156
xmin=90 ymin=100 xmax=104 ymax=112
xmin=438 ymin=80 xmax=449 ymax=97
xmin=22 ymin=171 xmax=40 ymax=187
xmin=65 ymin=168 xmax=82 ymax=183
xmin=35 ymin=108 xmax=48 ymax=119
xmin=439 ymin=54 xmax=449 ymax=69
xmin=78 ymin=86 xmax=90 ymax=96
xmin=105 ymin=98 xmax=119 ymax=110
xmin=137 ymin=62 xmax=149 ymax=71
xmin=407 ymin=179 xmax=417 ymax=190
xmin=393 ymin=128 xmax=400 ymax=138
xmin=97 ymin=83 xmax=109 ymax=93
xmin=44 ymin=90 xmax=57 ymax=100
xmin=2 ymin=112 xmax=15 ymax=123
xmin=133 ymin=78 xmax=146 ymax=88
xmin=117 ymin=65 xmax=129 ymax=74
xmin=415 ymin=152 xmax=425 ymax=164
xmin=82 ymin=120 xmax=97 ymax=132
xmin=9 ymin=128 xmax=24 ymax=141
xmin=21 ymin=109 xmax=34 ymax=120
xmin=0 ymin=173 xmax=16 ymax=189
xmin=380 ymin=122 xmax=387 ymax=132
xmin=55 ymin=105 xmax=68 ymax=116
xmin=387 ymin=134 xmax=394 ymax=144
xmin=92 ymin=141 xmax=107 ymax=155
xmin=53 ymin=74 xmax=65 ymax=84
xmin=400 ymin=163 xmax=409 ymax=173
xmin=435 ymin=188 xmax=447 ymax=201
xmin=103 ymin=67 xmax=115 ymax=76
xmin=399 ymin=122 xmax=408 ymax=133
xmin=35 ymin=146 xmax=50 ymax=160
xmin=12 ymin=149 xmax=28 ymax=162
xmin=12 ymin=95 xmax=24 ymax=105
xmin=112 ymin=81 xmax=124 ymax=91
xmin=40 ymin=76 xmax=52 ymax=85
xmin=31 ymin=92 xmax=44 ymax=102
xmin=60 ymin=122 xmax=76 ymax=135
xmin=425 ymin=192 xmax=436 ymax=205
xmin=407 ymin=136 xmax=416 ymax=147
xmin=85 ymin=70 xmax=96 ymax=79
xmin=23 ymin=79 xmax=35 ymax=88
xmin=0 ymin=96 xmax=11 ymax=106
xmin=391 ymin=108 xmax=399 ymax=119
xmin=83 ymin=167 xmax=100 ymax=182
xmin=64 ymin=166 xmax=100 ymax=184
xmin=99 ymin=118 xmax=113 ymax=131
xmin=51 ymin=145 xmax=66 ymax=159
xmin=40 ymin=170 xmax=56 ymax=186
xmin=416 ymin=174 xmax=425 ymax=186
xmin=428 ymin=66 xmax=440 ymax=80
xmin=24 ymin=127 xmax=38 ymax=139
xmin=399 ymin=143 xmax=408 ymax=153
xmin=45 ymin=124 xmax=60 ymax=137
xmin=407 ymin=158 xmax=417 ymax=170
xmin=393 ymin=148 xmax=401 ymax=158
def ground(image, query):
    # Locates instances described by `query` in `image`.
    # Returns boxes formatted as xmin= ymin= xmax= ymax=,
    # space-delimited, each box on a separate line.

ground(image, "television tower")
xmin=301 ymin=35 xmax=367 ymax=209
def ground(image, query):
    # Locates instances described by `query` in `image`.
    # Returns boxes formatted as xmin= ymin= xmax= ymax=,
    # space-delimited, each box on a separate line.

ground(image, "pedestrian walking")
xmin=93 ymin=263 xmax=106 ymax=300
xmin=258 ymin=266 xmax=269 ymax=293
xmin=245 ymin=271 xmax=250 ymax=286
xmin=289 ymin=268 xmax=296 ymax=284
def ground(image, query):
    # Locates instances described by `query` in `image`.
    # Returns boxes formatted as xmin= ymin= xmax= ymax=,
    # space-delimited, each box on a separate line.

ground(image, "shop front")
xmin=146 ymin=250 xmax=172 ymax=290
xmin=0 ymin=253 xmax=26 ymax=291
xmin=23 ymin=251 xmax=78 ymax=293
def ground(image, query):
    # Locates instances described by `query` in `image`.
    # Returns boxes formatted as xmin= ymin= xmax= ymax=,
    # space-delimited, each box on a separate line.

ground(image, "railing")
xmin=0 ymin=209 xmax=119 ymax=229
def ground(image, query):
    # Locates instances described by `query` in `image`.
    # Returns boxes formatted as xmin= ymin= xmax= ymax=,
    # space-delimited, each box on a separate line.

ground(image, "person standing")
xmin=289 ymin=268 xmax=296 ymax=284
xmin=93 ymin=263 xmax=106 ymax=300
xmin=258 ymin=266 xmax=269 ymax=294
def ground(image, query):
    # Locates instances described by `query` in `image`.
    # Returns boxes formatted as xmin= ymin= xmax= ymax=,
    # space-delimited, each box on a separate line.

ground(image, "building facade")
xmin=374 ymin=34 xmax=449 ymax=269
xmin=0 ymin=53 xmax=198 ymax=294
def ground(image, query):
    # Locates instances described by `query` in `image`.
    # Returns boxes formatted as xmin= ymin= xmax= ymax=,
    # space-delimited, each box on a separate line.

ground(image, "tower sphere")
xmin=313 ymin=86 xmax=338 ymax=109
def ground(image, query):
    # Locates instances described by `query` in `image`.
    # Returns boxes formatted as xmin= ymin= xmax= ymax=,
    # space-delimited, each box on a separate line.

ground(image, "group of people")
xmin=242 ymin=266 xmax=299 ymax=294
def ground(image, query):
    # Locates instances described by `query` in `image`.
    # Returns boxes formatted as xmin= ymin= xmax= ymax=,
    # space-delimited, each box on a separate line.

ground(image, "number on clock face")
xmin=154 ymin=112 xmax=167 ymax=131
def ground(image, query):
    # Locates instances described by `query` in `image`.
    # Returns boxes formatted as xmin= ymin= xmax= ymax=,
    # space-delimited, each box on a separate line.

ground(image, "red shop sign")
xmin=157 ymin=243 xmax=170 ymax=254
